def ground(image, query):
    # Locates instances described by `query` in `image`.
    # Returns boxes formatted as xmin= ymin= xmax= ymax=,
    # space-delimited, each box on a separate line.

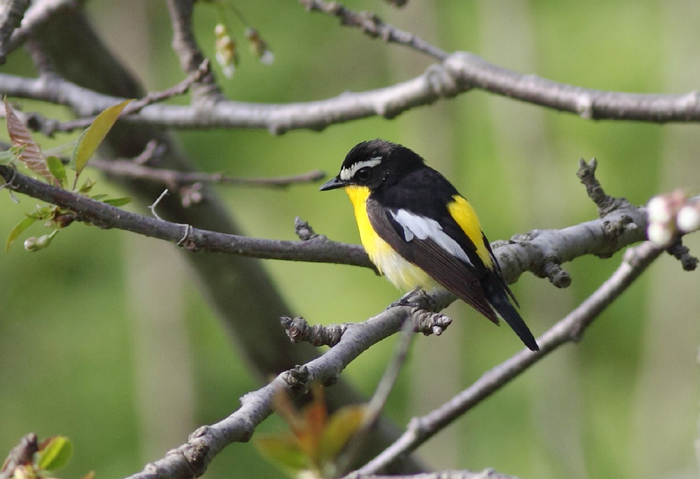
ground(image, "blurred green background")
xmin=1 ymin=1 xmax=700 ymax=479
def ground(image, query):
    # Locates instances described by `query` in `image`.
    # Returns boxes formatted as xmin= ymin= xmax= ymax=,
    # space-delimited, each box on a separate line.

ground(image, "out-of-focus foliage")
xmin=0 ymin=2 xmax=699 ymax=479
xmin=2 ymin=100 xmax=132 ymax=252
xmin=2 ymin=435 xmax=91 ymax=479
xmin=254 ymin=386 xmax=365 ymax=479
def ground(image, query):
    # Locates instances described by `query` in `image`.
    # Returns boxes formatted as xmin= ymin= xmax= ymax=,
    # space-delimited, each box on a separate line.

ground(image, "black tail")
xmin=481 ymin=274 xmax=539 ymax=351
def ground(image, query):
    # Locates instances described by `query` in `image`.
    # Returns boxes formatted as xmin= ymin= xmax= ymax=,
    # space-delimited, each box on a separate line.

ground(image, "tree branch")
xmin=2 ymin=48 xmax=699 ymax=136
xmin=88 ymin=158 xmax=326 ymax=189
xmin=121 ymin=301 xmax=429 ymax=479
xmin=358 ymin=471 xmax=523 ymax=479
xmin=0 ymin=0 xmax=31 ymax=63
xmin=353 ymin=241 xmax=666 ymax=475
xmin=0 ymin=160 xmax=648 ymax=280
xmin=0 ymin=165 xmax=374 ymax=268
xmin=23 ymin=59 xmax=212 ymax=136
xmin=0 ymin=0 xmax=79 ymax=59
xmin=165 ymin=0 xmax=223 ymax=102
xmin=299 ymin=0 xmax=447 ymax=60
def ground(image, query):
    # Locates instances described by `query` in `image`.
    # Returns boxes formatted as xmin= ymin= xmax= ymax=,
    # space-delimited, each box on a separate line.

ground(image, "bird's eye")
xmin=356 ymin=167 xmax=371 ymax=181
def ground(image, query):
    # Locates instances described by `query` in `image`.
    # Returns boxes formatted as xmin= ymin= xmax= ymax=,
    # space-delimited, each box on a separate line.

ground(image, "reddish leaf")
xmin=4 ymin=99 xmax=52 ymax=182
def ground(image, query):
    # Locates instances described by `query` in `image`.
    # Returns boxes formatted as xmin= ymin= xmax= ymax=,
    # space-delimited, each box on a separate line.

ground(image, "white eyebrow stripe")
xmin=390 ymin=209 xmax=473 ymax=266
xmin=339 ymin=157 xmax=382 ymax=181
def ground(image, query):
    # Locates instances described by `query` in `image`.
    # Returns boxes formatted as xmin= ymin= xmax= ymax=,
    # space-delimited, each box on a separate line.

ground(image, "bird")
xmin=320 ymin=139 xmax=539 ymax=351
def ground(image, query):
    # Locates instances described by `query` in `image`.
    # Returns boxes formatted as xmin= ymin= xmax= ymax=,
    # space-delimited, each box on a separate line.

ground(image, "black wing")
xmin=367 ymin=199 xmax=539 ymax=351
xmin=366 ymin=198 xmax=499 ymax=324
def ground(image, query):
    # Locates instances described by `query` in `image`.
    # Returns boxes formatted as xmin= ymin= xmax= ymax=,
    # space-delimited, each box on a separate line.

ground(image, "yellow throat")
xmin=344 ymin=185 xmax=437 ymax=291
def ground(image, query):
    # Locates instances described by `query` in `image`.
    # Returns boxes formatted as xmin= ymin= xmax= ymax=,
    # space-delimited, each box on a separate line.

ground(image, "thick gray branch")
xmin=0 ymin=164 xmax=648 ymax=282
xmin=0 ymin=165 xmax=374 ymax=269
xmin=0 ymin=0 xmax=30 ymax=63
xmin=3 ymin=51 xmax=700 ymax=133
xmin=354 ymin=242 xmax=665 ymax=475
xmin=0 ymin=0 xmax=77 ymax=59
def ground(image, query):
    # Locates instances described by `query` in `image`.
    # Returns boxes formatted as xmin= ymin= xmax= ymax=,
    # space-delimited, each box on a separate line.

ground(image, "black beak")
xmin=319 ymin=177 xmax=345 ymax=191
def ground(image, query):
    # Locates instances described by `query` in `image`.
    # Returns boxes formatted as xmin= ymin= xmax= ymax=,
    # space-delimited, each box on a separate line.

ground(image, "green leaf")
xmin=254 ymin=434 xmax=308 ymax=472
xmin=71 ymin=99 xmax=132 ymax=178
xmin=69 ymin=129 xmax=89 ymax=171
xmin=0 ymin=148 xmax=17 ymax=165
xmin=90 ymin=194 xmax=108 ymax=200
xmin=46 ymin=156 xmax=67 ymax=187
xmin=4 ymin=98 xmax=53 ymax=182
xmin=78 ymin=178 xmax=97 ymax=194
xmin=5 ymin=215 xmax=38 ymax=253
xmin=36 ymin=436 xmax=73 ymax=472
xmin=318 ymin=405 xmax=365 ymax=462
xmin=103 ymin=197 xmax=132 ymax=207
xmin=28 ymin=205 xmax=52 ymax=220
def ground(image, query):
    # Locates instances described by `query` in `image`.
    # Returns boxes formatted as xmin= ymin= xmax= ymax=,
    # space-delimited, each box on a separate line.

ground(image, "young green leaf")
xmin=71 ymin=99 xmax=132 ymax=180
xmin=0 ymin=148 xmax=17 ymax=165
xmin=5 ymin=215 xmax=38 ymax=253
xmin=103 ymin=197 xmax=132 ymax=207
xmin=69 ymin=129 xmax=89 ymax=171
xmin=4 ymin=98 xmax=53 ymax=183
xmin=35 ymin=436 xmax=73 ymax=472
xmin=46 ymin=156 xmax=67 ymax=187
xmin=254 ymin=435 xmax=308 ymax=473
xmin=78 ymin=178 xmax=97 ymax=194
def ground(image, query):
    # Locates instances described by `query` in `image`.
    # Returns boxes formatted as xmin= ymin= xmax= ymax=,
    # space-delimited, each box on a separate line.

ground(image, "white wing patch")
xmin=339 ymin=156 xmax=382 ymax=181
xmin=390 ymin=209 xmax=473 ymax=266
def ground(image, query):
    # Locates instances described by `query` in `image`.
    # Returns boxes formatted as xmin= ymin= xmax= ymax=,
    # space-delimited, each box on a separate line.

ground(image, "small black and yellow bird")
xmin=320 ymin=139 xmax=539 ymax=351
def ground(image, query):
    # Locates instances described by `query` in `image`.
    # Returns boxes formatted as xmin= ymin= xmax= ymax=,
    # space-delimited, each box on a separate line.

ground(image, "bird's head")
xmin=320 ymin=139 xmax=425 ymax=192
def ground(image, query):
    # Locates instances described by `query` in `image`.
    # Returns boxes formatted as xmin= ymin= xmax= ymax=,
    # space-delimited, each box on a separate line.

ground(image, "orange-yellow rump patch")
xmin=447 ymin=195 xmax=493 ymax=268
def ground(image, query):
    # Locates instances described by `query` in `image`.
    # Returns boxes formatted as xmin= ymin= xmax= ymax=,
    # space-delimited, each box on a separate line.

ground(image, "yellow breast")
xmin=344 ymin=186 xmax=438 ymax=292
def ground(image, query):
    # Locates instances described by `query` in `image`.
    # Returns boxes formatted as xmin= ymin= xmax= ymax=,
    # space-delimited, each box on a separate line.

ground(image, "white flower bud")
xmin=260 ymin=50 xmax=275 ymax=65
xmin=647 ymin=222 xmax=673 ymax=246
xmin=647 ymin=196 xmax=672 ymax=224
xmin=24 ymin=236 xmax=39 ymax=251
xmin=677 ymin=204 xmax=700 ymax=233
xmin=36 ymin=234 xmax=52 ymax=249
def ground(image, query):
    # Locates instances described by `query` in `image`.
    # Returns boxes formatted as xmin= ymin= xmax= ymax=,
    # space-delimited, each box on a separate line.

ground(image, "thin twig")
xmin=352 ymin=242 xmax=666 ymax=475
xmin=300 ymin=0 xmax=447 ymax=60
xmin=166 ymin=0 xmax=222 ymax=102
xmin=148 ymin=189 xmax=169 ymax=221
xmin=336 ymin=319 xmax=416 ymax=476
xmin=25 ymin=60 xmax=212 ymax=136
xmin=0 ymin=434 xmax=38 ymax=479
xmin=88 ymin=158 xmax=326 ymax=188
xmin=358 ymin=471 xmax=522 ymax=479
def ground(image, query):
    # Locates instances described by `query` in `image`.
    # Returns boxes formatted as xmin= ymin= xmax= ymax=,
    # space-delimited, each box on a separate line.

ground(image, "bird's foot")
xmin=388 ymin=287 xmax=437 ymax=311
